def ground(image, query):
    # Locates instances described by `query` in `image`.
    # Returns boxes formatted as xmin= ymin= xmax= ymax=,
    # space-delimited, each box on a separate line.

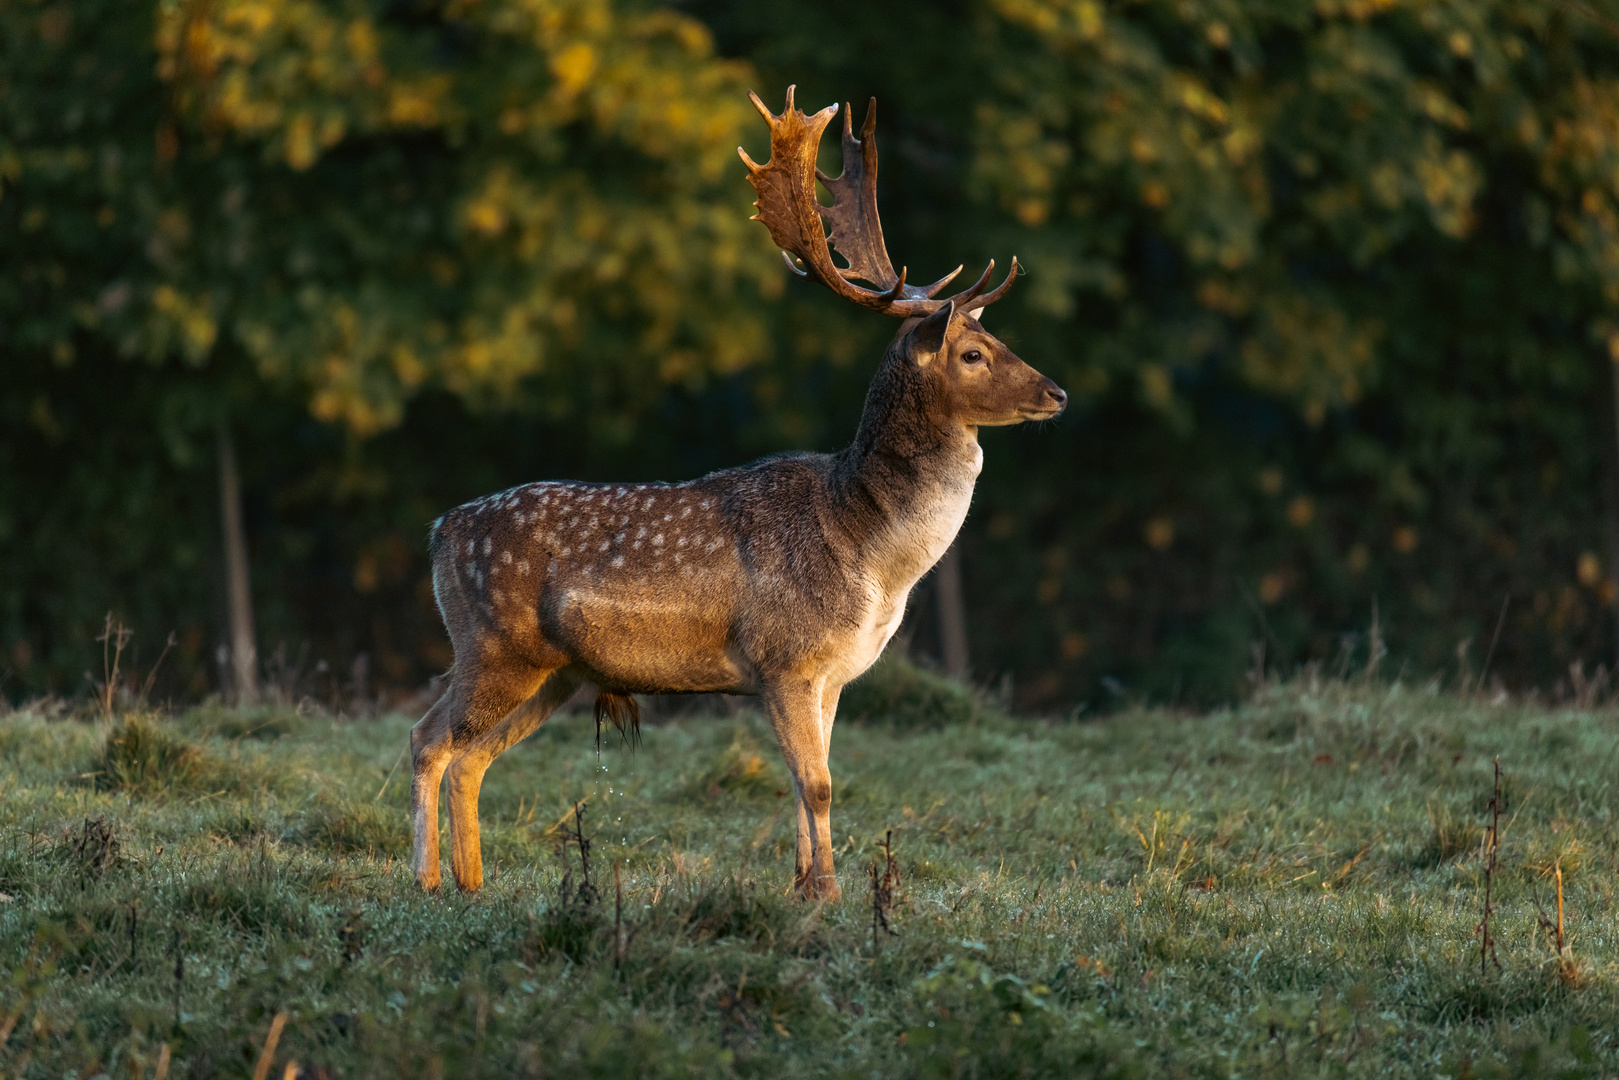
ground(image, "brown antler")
xmin=738 ymin=86 xmax=1019 ymax=318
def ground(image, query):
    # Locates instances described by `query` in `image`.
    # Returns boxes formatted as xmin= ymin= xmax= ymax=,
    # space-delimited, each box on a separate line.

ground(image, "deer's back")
xmin=428 ymin=454 xmax=880 ymax=693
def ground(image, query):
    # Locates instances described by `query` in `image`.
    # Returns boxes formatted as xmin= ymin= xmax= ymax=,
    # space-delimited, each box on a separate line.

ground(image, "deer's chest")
xmin=830 ymin=448 xmax=980 ymax=684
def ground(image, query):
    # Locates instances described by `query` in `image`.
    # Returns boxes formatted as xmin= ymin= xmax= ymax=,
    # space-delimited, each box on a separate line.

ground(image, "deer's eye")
xmin=962 ymin=349 xmax=983 ymax=365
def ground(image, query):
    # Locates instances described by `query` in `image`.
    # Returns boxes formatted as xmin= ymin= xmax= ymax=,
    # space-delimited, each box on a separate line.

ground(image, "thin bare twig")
xmin=1477 ymin=757 xmax=1503 ymax=976
xmin=869 ymin=829 xmax=900 ymax=953
xmin=1477 ymin=597 xmax=1510 ymax=696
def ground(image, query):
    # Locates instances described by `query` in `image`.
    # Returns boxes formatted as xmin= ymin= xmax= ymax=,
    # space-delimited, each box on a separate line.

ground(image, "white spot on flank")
xmin=502 ymin=551 xmax=512 ymax=564
xmin=677 ymin=537 xmax=687 ymax=548
xmin=598 ymin=540 xmax=609 ymax=552
xmin=517 ymin=560 xmax=530 ymax=574
xmin=682 ymin=507 xmax=692 ymax=517
xmin=466 ymin=540 xmax=475 ymax=556
xmin=615 ymin=533 xmax=625 ymax=543
xmin=653 ymin=534 xmax=664 ymax=546
xmin=643 ymin=498 xmax=654 ymax=510
xmin=662 ymin=513 xmax=672 ymax=522
xmin=560 ymin=546 xmax=571 ymax=556
xmin=632 ymin=541 xmax=641 ymax=549
xmin=700 ymin=499 xmax=710 ymax=509
xmin=483 ymin=537 xmax=492 ymax=555
xmin=611 ymin=555 xmax=624 ymax=567
xmin=570 ymin=516 xmax=579 ymax=526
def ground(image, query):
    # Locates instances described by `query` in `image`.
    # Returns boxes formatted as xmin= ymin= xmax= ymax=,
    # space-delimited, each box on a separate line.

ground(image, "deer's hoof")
xmin=794 ymin=872 xmax=840 ymax=902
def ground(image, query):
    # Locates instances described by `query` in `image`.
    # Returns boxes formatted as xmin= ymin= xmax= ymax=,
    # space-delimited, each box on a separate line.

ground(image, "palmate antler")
xmin=738 ymin=86 xmax=1019 ymax=318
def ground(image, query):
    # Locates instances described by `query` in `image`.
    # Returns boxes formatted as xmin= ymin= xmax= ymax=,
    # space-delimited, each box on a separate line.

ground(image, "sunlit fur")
xmin=412 ymin=303 xmax=1065 ymax=898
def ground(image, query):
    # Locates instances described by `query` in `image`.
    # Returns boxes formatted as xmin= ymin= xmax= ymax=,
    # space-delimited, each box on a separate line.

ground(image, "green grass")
xmin=1 ymin=670 xmax=1616 ymax=1078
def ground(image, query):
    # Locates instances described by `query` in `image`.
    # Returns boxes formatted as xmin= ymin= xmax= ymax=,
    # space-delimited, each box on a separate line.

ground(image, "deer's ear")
xmin=909 ymin=302 xmax=955 ymax=362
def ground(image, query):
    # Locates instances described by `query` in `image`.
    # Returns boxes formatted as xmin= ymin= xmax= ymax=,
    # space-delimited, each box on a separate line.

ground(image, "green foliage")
xmin=11 ymin=0 xmax=1619 ymax=708
xmin=839 ymin=653 xmax=996 ymax=728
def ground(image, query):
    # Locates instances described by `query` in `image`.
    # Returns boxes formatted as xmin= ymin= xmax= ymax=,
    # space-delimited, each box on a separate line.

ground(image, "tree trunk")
xmin=218 ymin=426 xmax=258 ymax=704
xmin=935 ymin=539 xmax=970 ymax=680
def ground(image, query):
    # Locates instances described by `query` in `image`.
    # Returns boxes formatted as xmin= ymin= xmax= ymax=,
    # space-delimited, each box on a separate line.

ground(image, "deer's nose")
xmin=1042 ymin=379 xmax=1068 ymax=414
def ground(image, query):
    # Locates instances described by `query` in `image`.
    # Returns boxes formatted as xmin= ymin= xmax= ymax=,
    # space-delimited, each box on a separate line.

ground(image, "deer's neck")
xmin=833 ymin=357 xmax=980 ymax=591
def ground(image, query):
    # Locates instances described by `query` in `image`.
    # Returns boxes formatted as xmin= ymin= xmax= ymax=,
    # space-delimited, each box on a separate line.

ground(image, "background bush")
xmin=8 ymin=0 xmax=1619 ymax=707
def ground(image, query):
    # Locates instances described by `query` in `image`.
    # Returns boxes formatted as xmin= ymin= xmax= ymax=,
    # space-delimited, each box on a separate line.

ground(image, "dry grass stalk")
xmin=1475 ymin=596 xmax=1509 ymax=695
xmin=95 ymin=613 xmax=132 ymax=718
xmin=250 ymin=1011 xmax=287 ymax=1080
xmin=1538 ymin=859 xmax=1579 ymax=985
xmin=152 ymin=1042 xmax=171 ymax=1080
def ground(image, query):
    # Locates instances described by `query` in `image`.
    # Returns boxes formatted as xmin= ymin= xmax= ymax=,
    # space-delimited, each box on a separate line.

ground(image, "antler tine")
xmin=958 ymin=256 xmax=1021 ymax=312
xmin=939 ymin=261 xmax=996 ymax=308
xmin=742 ymin=88 xmax=1021 ymax=318
xmin=918 ymin=265 xmax=964 ymax=298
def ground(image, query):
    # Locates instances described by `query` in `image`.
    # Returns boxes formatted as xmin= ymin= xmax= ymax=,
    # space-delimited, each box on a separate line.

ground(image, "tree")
xmin=0 ymin=0 xmax=783 ymax=692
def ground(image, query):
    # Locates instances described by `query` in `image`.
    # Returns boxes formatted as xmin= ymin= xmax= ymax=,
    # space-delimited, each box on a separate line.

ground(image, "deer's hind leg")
xmin=412 ymin=660 xmax=549 ymax=891
xmin=445 ymin=667 xmax=581 ymax=892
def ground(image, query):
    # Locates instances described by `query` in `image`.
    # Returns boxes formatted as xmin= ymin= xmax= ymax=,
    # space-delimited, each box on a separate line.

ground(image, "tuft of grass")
xmin=296 ymin=799 xmax=410 ymax=856
xmin=100 ymin=715 xmax=204 ymax=793
xmin=1424 ymin=799 xmax=1482 ymax=865
xmin=839 ymin=652 xmax=993 ymax=728
xmin=689 ymin=726 xmax=784 ymax=800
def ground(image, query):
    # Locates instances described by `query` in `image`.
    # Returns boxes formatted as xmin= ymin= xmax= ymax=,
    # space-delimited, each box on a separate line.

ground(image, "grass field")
xmin=1 ymin=664 xmax=1616 ymax=1078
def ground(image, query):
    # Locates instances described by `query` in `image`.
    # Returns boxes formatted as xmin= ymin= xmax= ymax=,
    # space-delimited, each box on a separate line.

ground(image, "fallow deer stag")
xmin=412 ymin=87 xmax=1066 ymax=899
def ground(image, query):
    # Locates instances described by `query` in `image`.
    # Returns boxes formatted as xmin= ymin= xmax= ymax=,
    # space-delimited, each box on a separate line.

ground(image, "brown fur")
xmin=593 ymin=690 xmax=640 ymax=752
xmin=411 ymin=306 xmax=1065 ymax=898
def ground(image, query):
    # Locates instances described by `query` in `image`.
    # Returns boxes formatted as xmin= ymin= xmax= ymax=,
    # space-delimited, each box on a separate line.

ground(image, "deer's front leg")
xmin=764 ymin=677 xmax=839 ymax=900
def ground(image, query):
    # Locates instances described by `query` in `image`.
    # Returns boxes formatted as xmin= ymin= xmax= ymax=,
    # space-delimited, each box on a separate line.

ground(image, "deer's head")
xmin=740 ymin=88 xmax=1066 ymax=432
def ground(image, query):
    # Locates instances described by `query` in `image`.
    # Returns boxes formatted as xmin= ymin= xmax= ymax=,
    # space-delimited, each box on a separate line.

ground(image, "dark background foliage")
xmin=7 ymin=0 xmax=1619 ymax=708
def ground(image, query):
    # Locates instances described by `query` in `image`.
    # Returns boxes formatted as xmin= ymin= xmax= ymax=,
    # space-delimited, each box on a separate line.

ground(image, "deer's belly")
xmin=541 ymin=586 xmax=747 ymax=693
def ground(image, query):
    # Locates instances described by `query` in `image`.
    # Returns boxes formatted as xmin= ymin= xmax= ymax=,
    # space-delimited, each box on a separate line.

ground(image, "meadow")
xmin=1 ymin=662 xmax=1615 ymax=1078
